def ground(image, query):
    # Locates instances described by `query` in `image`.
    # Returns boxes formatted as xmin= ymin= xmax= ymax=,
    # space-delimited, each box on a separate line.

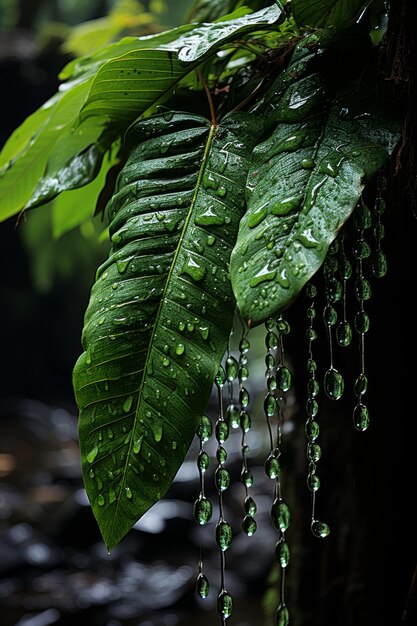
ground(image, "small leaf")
xmin=73 ymin=110 xmax=263 ymax=550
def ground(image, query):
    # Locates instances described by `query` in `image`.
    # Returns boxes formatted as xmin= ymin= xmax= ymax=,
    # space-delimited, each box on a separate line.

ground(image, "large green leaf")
xmin=230 ymin=44 xmax=399 ymax=326
xmin=73 ymin=110 xmax=263 ymax=550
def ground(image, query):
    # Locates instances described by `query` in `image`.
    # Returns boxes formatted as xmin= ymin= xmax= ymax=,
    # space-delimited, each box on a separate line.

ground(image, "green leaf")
xmin=230 ymin=43 xmax=399 ymax=326
xmin=51 ymin=149 xmax=118 ymax=239
xmin=292 ymin=0 xmax=373 ymax=28
xmin=73 ymin=110 xmax=263 ymax=550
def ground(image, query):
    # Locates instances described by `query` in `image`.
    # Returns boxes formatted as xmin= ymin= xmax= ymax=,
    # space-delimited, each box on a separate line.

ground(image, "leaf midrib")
xmin=107 ymin=121 xmax=217 ymax=546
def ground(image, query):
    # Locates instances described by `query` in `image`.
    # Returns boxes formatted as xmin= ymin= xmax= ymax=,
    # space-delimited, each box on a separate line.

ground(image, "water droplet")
xmin=87 ymin=446 xmax=98 ymax=464
xmin=216 ymin=421 xmax=229 ymax=443
xmin=178 ymin=321 xmax=186 ymax=332
xmin=296 ymin=228 xmax=320 ymax=248
xmin=276 ymin=540 xmax=290 ymax=568
xmin=311 ymin=519 xmax=330 ymax=538
xmin=267 ymin=375 xmax=277 ymax=392
xmin=353 ymin=403 xmax=370 ymax=431
xmin=182 ymin=255 xmax=207 ymax=282
xmin=371 ymin=250 xmax=387 ymax=278
xmin=107 ymin=428 xmax=113 ymax=439
xmin=327 ymin=277 xmax=343 ymax=303
xmin=355 ymin=277 xmax=372 ymax=301
xmin=307 ymin=443 xmax=322 ymax=462
xmin=217 ymin=590 xmax=233 ymax=619
xmin=125 ymin=486 xmax=133 ymax=499
xmin=215 ymin=366 xmax=226 ymax=387
xmin=265 ymin=453 xmax=280 ymax=479
xmin=271 ymin=499 xmax=290 ymax=531
xmin=216 ymin=446 xmax=227 ymax=464
xmin=324 ymin=367 xmax=344 ymax=400
xmin=353 ymin=238 xmax=371 ymax=259
xmin=153 ymin=421 xmax=163 ymax=442
xmin=97 ymin=494 xmax=105 ymax=507
xmin=265 ymin=331 xmax=278 ymax=350
xmin=265 ymin=353 xmax=275 ymax=369
xmin=248 ymin=202 xmax=268 ymax=228
xmin=133 ymin=435 xmax=144 ymax=454
xmin=175 ymin=343 xmax=185 ymax=355
xmin=226 ymin=356 xmax=239 ymax=381
xmin=197 ymin=415 xmax=212 ymax=442
xmin=239 ymin=338 xmax=250 ymax=353
xmin=193 ymin=496 xmax=213 ymax=525
xmin=354 ymin=311 xmax=370 ymax=333
xmin=271 ymin=193 xmax=303 ymax=216
xmin=305 ymin=419 xmax=320 ymax=441
xmin=276 ymin=365 xmax=292 ymax=392
xmin=240 ymin=411 xmax=251 ymax=433
xmin=198 ymin=450 xmax=209 ymax=473
xmin=239 ymin=388 xmax=250 ymax=408
xmin=307 ymin=474 xmax=320 ymax=491
xmin=354 ymin=373 xmax=368 ymax=396
xmin=195 ymin=206 xmax=225 ymax=226
xmin=217 ymin=185 xmax=227 ymax=197
xmin=307 ymin=379 xmax=319 ymax=397
xmin=300 ymin=157 xmax=315 ymax=169
xmin=242 ymin=515 xmax=257 ymax=536
xmin=244 ymin=496 xmax=257 ymax=516
xmin=336 ymin=321 xmax=352 ymax=346
xmin=275 ymin=603 xmax=290 ymax=626
xmin=238 ymin=366 xmax=249 ymax=382
xmin=89 ymin=468 xmax=95 ymax=478
xmin=196 ymin=572 xmax=209 ymax=599
xmin=354 ymin=203 xmax=372 ymax=228
xmin=249 ymin=263 xmax=276 ymax=288
xmin=226 ymin=404 xmax=240 ymax=429
xmin=323 ymin=305 xmax=337 ymax=326
xmin=215 ymin=467 xmax=231 ymax=491
xmin=162 ymin=357 xmax=170 ymax=367
xmin=339 ymin=257 xmax=352 ymax=280
xmin=241 ymin=468 xmax=253 ymax=487
xmin=207 ymin=235 xmax=215 ymax=246
xmin=216 ymin=521 xmax=233 ymax=551
xmin=123 ymin=395 xmax=134 ymax=413
xmin=264 ymin=393 xmax=276 ymax=417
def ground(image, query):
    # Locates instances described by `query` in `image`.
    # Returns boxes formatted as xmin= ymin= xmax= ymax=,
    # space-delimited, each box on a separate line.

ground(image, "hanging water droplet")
xmin=266 ymin=331 xmax=279 ymax=350
xmin=216 ymin=521 xmax=233 ymax=551
xmin=307 ymin=473 xmax=321 ymax=491
xmin=306 ymin=398 xmax=319 ymax=417
xmin=277 ymin=318 xmax=291 ymax=335
xmin=307 ymin=327 xmax=317 ymax=341
xmin=267 ymin=375 xmax=277 ymax=392
xmin=198 ymin=450 xmax=210 ymax=473
xmin=326 ymin=277 xmax=343 ymax=303
xmin=307 ymin=358 xmax=317 ymax=372
xmin=311 ymin=519 xmax=330 ymax=538
xmin=271 ymin=499 xmax=291 ymax=531
xmin=306 ymin=283 xmax=317 ymax=298
xmin=193 ymin=496 xmax=213 ymax=525
xmin=354 ymin=311 xmax=370 ymax=333
xmin=276 ymin=540 xmax=290 ymax=568
xmin=215 ymin=467 xmax=231 ymax=492
xmin=354 ymin=202 xmax=372 ymax=229
xmin=265 ymin=353 xmax=276 ymax=369
xmin=276 ymin=365 xmax=292 ymax=392
xmin=238 ymin=366 xmax=249 ymax=382
xmin=354 ymin=373 xmax=368 ymax=396
xmin=239 ymin=388 xmax=250 ymax=407
xmin=323 ymin=305 xmax=337 ymax=326
xmin=265 ymin=454 xmax=281 ymax=479
xmin=353 ymin=403 xmax=370 ymax=431
xmin=244 ymin=496 xmax=257 ymax=516
xmin=226 ymin=404 xmax=240 ymax=429
xmin=307 ymin=306 xmax=316 ymax=319
xmin=216 ymin=446 xmax=227 ymax=464
xmin=217 ymin=590 xmax=233 ymax=619
xmin=275 ymin=603 xmax=290 ymax=626
xmin=196 ymin=572 xmax=210 ymax=599
xmin=215 ymin=366 xmax=226 ymax=387
xmin=336 ymin=321 xmax=352 ymax=346
xmin=264 ymin=394 xmax=277 ymax=417
xmin=240 ymin=411 xmax=251 ymax=432
xmin=226 ymin=355 xmax=239 ymax=381
xmin=371 ymin=250 xmax=387 ymax=278
xmin=305 ymin=419 xmax=320 ymax=441
xmin=216 ymin=421 xmax=229 ymax=443
xmin=307 ymin=443 xmax=322 ymax=462
xmin=307 ymin=379 xmax=319 ymax=397
xmin=242 ymin=515 xmax=257 ymax=536
xmin=339 ymin=256 xmax=352 ymax=280
xmin=324 ymin=367 xmax=344 ymax=400
xmin=355 ymin=277 xmax=372 ymax=301
xmin=353 ymin=238 xmax=371 ymax=259
xmin=239 ymin=338 xmax=250 ymax=353
xmin=241 ymin=468 xmax=253 ymax=487
xmin=197 ymin=415 xmax=212 ymax=442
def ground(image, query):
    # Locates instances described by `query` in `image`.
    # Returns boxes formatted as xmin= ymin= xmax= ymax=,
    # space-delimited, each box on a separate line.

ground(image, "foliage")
xmin=0 ymin=0 xmax=400 ymax=550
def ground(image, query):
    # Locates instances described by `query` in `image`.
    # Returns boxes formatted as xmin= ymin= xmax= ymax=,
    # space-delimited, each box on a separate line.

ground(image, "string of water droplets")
xmin=305 ymin=282 xmax=330 ymax=539
xmin=265 ymin=316 xmax=292 ymax=626
xmin=194 ymin=414 xmax=213 ymax=599
xmin=323 ymin=241 xmax=345 ymax=401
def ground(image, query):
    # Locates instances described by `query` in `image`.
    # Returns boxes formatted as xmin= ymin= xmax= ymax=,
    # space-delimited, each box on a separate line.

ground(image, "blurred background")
xmin=0 ymin=1 xmax=416 ymax=626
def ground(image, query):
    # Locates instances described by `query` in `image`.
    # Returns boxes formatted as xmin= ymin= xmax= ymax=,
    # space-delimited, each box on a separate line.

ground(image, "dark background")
xmin=0 ymin=1 xmax=416 ymax=626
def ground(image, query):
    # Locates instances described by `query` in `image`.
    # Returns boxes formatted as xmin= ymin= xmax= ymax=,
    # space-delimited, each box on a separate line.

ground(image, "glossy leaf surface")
xmin=73 ymin=110 xmax=263 ymax=550
xmin=230 ymin=40 xmax=399 ymax=325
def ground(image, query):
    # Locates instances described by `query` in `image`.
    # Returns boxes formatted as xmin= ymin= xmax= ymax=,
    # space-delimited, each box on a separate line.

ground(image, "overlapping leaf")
xmin=73 ymin=110 xmax=264 ymax=550
xmin=0 ymin=4 xmax=281 ymax=222
xmin=230 ymin=40 xmax=399 ymax=326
